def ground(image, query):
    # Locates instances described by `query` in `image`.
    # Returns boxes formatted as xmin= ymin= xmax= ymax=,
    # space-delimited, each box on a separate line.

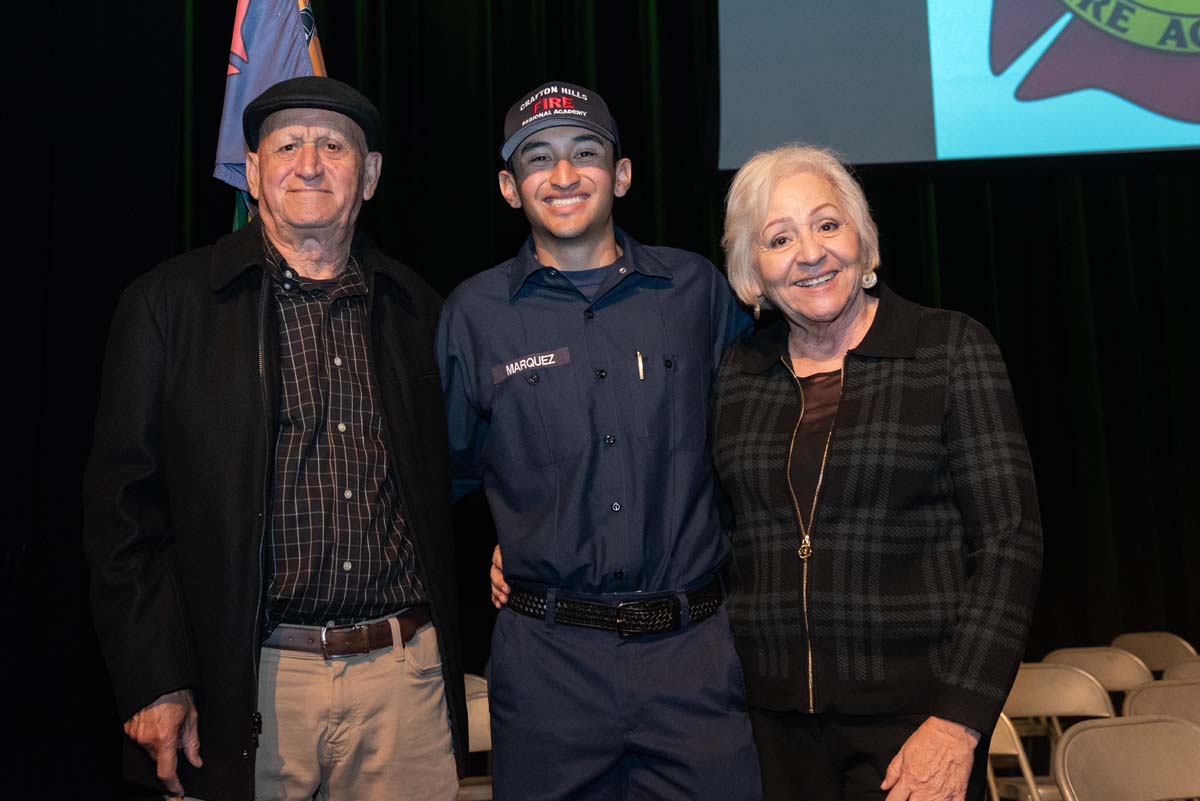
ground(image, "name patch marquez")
xmin=491 ymin=347 xmax=572 ymax=384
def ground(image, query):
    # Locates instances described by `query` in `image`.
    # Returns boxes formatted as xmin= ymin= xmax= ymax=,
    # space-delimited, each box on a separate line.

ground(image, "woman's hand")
xmin=490 ymin=544 xmax=510 ymax=608
xmin=881 ymin=716 xmax=979 ymax=801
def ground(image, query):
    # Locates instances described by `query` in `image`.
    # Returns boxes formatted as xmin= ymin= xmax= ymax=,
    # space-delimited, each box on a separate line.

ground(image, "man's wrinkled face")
xmin=246 ymin=108 xmax=381 ymax=236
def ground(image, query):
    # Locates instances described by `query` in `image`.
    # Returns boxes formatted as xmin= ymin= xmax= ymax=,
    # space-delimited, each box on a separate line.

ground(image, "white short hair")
xmin=721 ymin=144 xmax=880 ymax=306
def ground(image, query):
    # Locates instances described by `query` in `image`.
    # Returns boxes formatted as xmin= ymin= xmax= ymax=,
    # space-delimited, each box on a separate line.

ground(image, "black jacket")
xmin=713 ymin=284 xmax=1042 ymax=735
xmin=84 ymin=220 xmax=465 ymax=801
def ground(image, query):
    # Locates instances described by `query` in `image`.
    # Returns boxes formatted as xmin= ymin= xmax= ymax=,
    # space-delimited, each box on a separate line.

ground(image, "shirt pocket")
xmin=633 ymin=351 xmax=709 ymax=452
xmin=490 ymin=362 xmax=589 ymax=466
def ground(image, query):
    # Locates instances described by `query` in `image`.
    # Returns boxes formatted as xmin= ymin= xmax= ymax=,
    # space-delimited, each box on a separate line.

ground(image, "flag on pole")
xmin=214 ymin=0 xmax=327 ymax=197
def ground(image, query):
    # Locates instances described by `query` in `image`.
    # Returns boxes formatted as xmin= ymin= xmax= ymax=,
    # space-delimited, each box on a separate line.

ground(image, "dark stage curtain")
xmin=11 ymin=1 xmax=1198 ymax=797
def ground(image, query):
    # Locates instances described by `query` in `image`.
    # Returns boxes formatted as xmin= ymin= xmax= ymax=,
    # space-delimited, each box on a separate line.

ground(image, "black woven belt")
xmin=507 ymin=576 xmax=723 ymax=637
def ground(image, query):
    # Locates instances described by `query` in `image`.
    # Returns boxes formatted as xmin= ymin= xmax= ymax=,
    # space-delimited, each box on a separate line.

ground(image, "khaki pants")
xmin=253 ymin=621 xmax=457 ymax=801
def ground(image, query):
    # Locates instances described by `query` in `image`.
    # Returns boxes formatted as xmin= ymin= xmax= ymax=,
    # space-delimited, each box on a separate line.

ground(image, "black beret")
xmin=243 ymin=76 xmax=382 ymax=152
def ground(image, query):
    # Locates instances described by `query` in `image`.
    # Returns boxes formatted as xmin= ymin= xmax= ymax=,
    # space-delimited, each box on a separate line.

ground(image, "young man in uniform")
xmin=436 ymin=81 xmax=761 ymax=801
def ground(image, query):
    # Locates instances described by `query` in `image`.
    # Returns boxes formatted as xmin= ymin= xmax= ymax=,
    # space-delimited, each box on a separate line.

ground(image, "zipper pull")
xmin=797 ymin=538 xmax=812 ymax=560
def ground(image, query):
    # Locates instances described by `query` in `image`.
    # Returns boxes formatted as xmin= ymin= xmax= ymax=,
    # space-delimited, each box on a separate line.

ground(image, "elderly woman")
xmin=713 ymin=145 xmax=1042 ymax=801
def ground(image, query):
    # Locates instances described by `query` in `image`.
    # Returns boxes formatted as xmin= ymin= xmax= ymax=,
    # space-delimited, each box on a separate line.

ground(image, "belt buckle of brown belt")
xmin=320 ymin=619 xmax=371 ymax=660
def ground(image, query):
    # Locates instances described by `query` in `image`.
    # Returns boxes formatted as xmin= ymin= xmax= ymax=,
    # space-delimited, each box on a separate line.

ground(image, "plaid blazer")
xmin=713 ymin=284 xmax=1042 ymax=734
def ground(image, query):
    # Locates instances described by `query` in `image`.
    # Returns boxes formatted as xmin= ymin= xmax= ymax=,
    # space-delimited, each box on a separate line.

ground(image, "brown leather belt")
xmin=263 ymin=605 xmax=432 ymax=658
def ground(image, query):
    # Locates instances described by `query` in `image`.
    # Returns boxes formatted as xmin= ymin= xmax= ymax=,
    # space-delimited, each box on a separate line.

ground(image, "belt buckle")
xmin=319 ymin=624 xmax=332 ymax=659
xmin=320 ymin=620 xmax=371 ymax=659
xmin=614 ymin=596 xmax=680 ymax=638
xmin=614 ymin=600 xmax=634 ymax=638
xmin=619 ymin=599 xmax=638 ymax=637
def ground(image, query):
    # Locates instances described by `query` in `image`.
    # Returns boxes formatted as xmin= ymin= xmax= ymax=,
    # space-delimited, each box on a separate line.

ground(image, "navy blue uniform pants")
xmin=489 ymin=605 xmax=762 ymax=801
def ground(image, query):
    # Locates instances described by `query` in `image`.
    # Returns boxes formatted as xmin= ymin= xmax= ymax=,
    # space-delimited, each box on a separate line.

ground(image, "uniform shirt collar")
xmin=737 ymin=282 xmax=919 ymax=374
xmin=506 ymin=227 xmax=672 ymax=300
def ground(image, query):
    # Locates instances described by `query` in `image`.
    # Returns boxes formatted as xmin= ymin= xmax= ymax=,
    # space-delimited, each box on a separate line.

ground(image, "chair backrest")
xmin=1003 ymin=662 xmax=1115 ymax=719
xmin=1043 ymin=647 xmax=1153 ymax=691
xmin=1165 ymin=657 xmax=1200 ymax=681
xmin=988 ymin=712 xmax=1041 ymax=801
xmin=1110 ymin=631 xmax=1197 ymax=672
xmin=464 ymin=673 xmax=491 ymax=753
xmin=1122 ymin=678 xmax=1200 ymax=726
xmin=1053 ymin=715 xmax=1200 ymax=801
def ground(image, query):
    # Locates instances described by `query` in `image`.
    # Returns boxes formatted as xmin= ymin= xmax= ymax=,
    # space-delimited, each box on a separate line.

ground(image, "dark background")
xmin=9 ymin=0 xmax=1198 ymax=796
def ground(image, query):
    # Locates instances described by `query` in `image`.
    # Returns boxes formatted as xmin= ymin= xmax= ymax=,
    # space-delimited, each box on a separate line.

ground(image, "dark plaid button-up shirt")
xmin=713 ymin=284 xmax=1042 ymax=734
xmin=265 ymin=247 xmax=426 ymax=626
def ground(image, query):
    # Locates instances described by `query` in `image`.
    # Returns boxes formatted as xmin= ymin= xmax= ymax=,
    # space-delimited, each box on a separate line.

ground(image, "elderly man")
xmin=437 ymin=80 xmax=762 ymax=801
xmin=84 ymin=76 xmax=464 ymax=801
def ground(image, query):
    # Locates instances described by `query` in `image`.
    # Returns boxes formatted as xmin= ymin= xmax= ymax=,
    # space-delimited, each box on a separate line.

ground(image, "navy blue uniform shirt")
xmin=437 ymin=231 xmax=750 ymax=594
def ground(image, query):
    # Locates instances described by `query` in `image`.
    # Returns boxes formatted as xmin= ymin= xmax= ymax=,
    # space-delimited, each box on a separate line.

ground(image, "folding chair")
xmin=1003 ymin=662 xmax=1115 ymax=741
xmin=987 ymin=713 xmax=1041 ymax=801
xmin=457 ymin=673 xmax=493 ymax=801
xmin=1043 ymin=647 xmax=1152 ymax=693
xmin=994 ymin=663 xmax=1115 ymax=801
xmin=1165 ymin=657 xmax=1200 ymax=682
xmin=1053 ymin=715 xmax=1200 ymax=801
xmin=1122 ymin=678 xmax=1200 ymax=727
xmin=1110 ymin=631 xmax=1197 ymax=674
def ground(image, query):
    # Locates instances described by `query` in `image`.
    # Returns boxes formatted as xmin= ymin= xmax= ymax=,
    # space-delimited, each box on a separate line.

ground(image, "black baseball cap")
xmin=500 ymin=81 xmax=620 ymax=162
xmin=243 ymin=76 xmax=382 ymax=152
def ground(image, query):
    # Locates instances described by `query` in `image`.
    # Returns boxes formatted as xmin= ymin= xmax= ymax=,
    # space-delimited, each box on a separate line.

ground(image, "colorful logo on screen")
xmin=990 ymin=0 xmax=1200 ymax=123
xmin=1061 ymin=0 xmax=1200 ymax=51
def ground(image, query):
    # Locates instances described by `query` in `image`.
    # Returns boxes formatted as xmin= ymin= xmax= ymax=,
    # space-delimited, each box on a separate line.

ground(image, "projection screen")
xmin=718 ymin=0 xmax=1200 ymax=168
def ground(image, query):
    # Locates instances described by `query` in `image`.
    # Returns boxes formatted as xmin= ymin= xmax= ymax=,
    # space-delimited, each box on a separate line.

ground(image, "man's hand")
xmin=490 ymin=544 xmax=510 ymax=608
xmin=123 ymin=689 xmax=202 ymax=796
xmin=881 ymin=716 xmax=979 ymax=801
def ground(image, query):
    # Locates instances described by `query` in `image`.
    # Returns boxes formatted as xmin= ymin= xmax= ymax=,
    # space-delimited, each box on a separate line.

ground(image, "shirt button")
xmin=527 ymin=372 xmax=540 ymax=385
xmin=595 ymin=368 xmax=607 ymax=379
xmin=333 ymin=356 xmax=343 ymax=367
xmin=663 ymin=358 xmax=674 ymax=369
xmin=584 ymin=310 xmax=595 ymax=319
xmin=343 ymin=489 xmax=353 ymax=499
xmin=337 ymin=422 xmax=347 ymax=433
xmin=283 ymin=282 xmax=292 ymax=290
xmin=343 ymin=561 xmax=352 ymax=571
xmin=611 ymin=502 xmax=622 ymax=512
xmin=284 ymin=269 xmax=294 ymax=278
xmin=613 ymin=569 xmax=624 ymax=579
xmin=604 ymin=434 xmax=616 ymax=445
xmin=618 ymin=267 xmax=627 ymax=274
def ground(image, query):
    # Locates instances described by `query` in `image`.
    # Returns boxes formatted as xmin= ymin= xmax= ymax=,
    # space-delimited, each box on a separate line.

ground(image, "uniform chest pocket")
xmin=490 ymin=363 xmax=589 ymax=466
xmin=633 ymin=351 xmax=709 ymax=452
